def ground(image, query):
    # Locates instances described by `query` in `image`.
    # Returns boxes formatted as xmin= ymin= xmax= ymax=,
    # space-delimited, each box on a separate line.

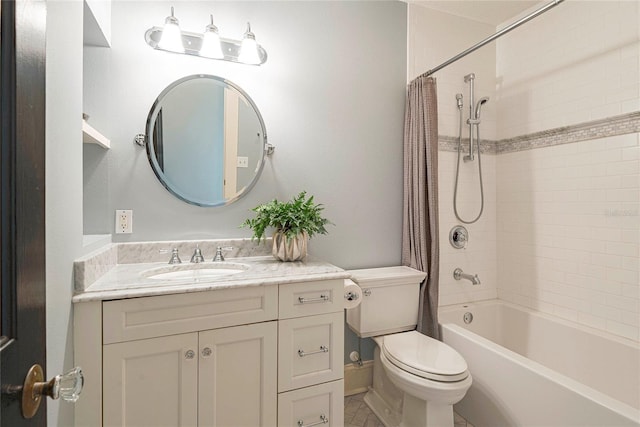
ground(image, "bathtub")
xmin=439 ymin=300 xmax=640 ymax=427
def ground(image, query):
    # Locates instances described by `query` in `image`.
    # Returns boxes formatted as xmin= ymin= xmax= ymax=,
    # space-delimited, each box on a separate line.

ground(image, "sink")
xmin=141 ymin=262 xmax=250 ymax=281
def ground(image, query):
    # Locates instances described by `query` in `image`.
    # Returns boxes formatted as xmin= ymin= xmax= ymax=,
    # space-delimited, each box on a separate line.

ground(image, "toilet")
xmin=346 ymin=266 xmax=472 ymax=427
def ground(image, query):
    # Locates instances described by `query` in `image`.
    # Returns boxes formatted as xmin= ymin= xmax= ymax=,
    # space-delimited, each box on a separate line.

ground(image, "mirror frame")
xmin=145 ymin=74 xmax=269 ymax=207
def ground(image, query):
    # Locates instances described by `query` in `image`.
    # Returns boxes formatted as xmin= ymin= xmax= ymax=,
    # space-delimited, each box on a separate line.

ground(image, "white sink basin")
xmin=141 ymin=262 xmax=250 ymax=281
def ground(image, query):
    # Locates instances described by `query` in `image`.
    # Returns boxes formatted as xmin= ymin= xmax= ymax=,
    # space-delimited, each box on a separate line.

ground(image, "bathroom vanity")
xmin=73 ymin=240 xmax=347 ymax=427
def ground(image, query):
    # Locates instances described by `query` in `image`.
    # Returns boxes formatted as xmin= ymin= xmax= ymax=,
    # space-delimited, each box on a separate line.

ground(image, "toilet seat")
xmin=381 ymin=331 xmax=469 ymax=382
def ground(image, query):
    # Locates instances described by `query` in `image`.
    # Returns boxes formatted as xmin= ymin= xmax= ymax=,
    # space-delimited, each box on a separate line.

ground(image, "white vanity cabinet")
xmin=74 ymin=278 xmax=344 ymax=427
xmin=276 ymin=280 xmax=345 ymax=427
xmin=102 ymin=323 xmax=277 ymax=427
xmin=102 ymin=332 xmax=200 ymax=426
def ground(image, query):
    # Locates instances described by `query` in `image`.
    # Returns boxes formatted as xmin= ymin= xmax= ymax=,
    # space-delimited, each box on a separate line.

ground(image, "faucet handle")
xmin=212 ymin=246 xmax=233 ymax=262
xmin=190 ymin=245 xmax=205 ymax=263
xmin=159 ymin=248 xmax=182 ymax=264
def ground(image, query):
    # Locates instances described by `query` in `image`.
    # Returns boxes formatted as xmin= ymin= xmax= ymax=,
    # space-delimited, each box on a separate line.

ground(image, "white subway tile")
xmin=621 ymin=255 xmax=639 ymax=271
xmin=592 ymin=303 xmax=622 ymax=322
xmin=607 ymin=160 xmax=639 ymax=176
xmin=606 ymin=320 xmax=639 ymax=341
xmin=605 ymin=241 xmax=639 ymax=257
xmin=606 ymin=267 xmax=639 ymax=285
xmin=577 ymin=312 xmax=607 ymax=330
xmin=605 ymin=294 xmax=639 ymax=312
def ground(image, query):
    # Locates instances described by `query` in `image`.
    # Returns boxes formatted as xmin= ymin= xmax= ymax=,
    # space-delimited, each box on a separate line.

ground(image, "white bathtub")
xmin=439 ymin=300 xmax=640 ymax=427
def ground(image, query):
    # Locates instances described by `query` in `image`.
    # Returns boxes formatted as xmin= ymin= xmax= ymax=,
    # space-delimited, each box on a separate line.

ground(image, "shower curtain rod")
xmin=419 ymin=0 xmax=564 ymax=78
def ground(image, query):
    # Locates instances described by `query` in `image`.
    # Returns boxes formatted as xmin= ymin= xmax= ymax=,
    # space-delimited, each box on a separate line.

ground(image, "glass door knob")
xmin=21 ymin=364 xmax=84 ymax=419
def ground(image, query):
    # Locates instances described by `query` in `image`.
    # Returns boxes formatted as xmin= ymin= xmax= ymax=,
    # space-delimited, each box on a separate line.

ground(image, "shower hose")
xmin=453 ymin=104 xmax=485 ymax=224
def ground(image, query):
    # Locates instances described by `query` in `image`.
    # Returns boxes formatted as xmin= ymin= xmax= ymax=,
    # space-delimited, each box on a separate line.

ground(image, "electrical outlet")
xmin=237 ymin=156 xmax=249 ymax=168
xmin=115 ymin=210 xmax=133 ymax=234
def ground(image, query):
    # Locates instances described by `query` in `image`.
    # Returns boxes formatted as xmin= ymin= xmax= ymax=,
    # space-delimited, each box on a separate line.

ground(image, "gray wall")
xmin=84 ymin=1 xmax=407 ymax=365
xmin=47 ymin=2 xmax=84 ymax=425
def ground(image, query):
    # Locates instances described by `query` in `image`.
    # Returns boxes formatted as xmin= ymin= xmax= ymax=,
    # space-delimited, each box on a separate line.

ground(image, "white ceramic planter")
xmin=272 ymin=231 xmax=308 ymax=262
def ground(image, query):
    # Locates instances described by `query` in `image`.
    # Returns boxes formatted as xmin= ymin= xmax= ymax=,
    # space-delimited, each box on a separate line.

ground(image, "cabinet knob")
xmin=185 ymin=350 xmax=195 ymax=359
xmin=201 ymin=347 xmax=212 ymax=358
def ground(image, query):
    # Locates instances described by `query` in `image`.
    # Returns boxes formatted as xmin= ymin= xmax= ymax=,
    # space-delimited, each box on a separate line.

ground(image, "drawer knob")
xmin=297 ymin=414 xmax=328 ymax=427
xmin=298 ymin=345 xmax=329 ymax=358
xmin=298 ymin=295 xmax=329 ymax=304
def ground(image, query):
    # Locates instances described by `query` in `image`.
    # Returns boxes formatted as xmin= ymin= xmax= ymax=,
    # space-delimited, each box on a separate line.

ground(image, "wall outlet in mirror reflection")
xmin=237 ymin=157 xmax=249 ymax=168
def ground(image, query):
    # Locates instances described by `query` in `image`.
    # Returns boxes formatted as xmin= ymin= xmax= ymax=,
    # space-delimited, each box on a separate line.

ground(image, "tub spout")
xmin=453 ymin=268 xmax=481 ymax=285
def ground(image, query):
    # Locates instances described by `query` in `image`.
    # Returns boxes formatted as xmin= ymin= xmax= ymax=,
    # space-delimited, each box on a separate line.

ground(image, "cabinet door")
xmin=199 ymin=321 xmax=278 ymax=427
xmin=278 ymin=312 xmax=344 ymax=392
xmin=278 ymin=380 xmax=344 ymax=427
xmin=103 ymin=333 xmax=199 ymax=427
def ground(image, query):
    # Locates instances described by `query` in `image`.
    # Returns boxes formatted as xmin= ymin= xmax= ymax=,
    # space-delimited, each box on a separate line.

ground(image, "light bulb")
xmin=200 ymin=15 xmax=224 ymax=59
xmin=238 ymin=22 xmax=261 ymax=65
xmin=158 ymin=7 xmax=184 ymax=53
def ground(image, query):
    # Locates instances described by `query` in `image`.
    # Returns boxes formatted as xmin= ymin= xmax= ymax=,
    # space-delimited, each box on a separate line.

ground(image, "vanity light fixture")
xmin=238 ymin=23 xmax=261 ymax=65
xmin=145 ymin=8 xmax=268 ymax=65
xmin=200 ymin=15 xmax=224 ymax=59
xmin=157 ymin=7 xmax=184 ymax=53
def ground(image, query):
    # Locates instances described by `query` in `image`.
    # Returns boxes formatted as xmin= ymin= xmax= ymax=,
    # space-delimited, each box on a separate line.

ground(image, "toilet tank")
xmin=346 ymin=266 xmax=427 ymax=338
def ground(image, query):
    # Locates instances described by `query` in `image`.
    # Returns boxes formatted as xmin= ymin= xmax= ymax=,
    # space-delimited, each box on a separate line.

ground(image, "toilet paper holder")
xmin=345 ymin=291 xmax=359 ymax=301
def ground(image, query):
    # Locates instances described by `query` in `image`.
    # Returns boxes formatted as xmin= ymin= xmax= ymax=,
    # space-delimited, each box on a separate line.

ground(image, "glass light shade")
xmin=238 ymin=23 xmax=261 ymax=65
xmin=158 ymin=13 xmax=184 ymax=53
xmin=200 ymin=19 xmax=224 ymax=59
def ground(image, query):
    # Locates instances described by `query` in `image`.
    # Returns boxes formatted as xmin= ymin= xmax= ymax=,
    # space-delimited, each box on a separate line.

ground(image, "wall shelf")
xmin=82 ymin=119 xmax=110 ymax=149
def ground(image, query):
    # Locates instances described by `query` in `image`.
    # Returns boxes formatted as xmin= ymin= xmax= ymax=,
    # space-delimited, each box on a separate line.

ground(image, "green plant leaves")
xmin=241 ymin=191 xmax=331 ymax=242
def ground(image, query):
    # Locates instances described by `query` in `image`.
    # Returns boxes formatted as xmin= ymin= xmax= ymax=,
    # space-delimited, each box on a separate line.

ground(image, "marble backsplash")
xmin=74 ymin=238 xmax=272 ymax=292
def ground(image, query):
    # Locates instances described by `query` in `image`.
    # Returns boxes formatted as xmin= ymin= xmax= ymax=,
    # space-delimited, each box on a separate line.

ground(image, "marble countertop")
xmin=72 ymin=255 xmax=350 ymax=303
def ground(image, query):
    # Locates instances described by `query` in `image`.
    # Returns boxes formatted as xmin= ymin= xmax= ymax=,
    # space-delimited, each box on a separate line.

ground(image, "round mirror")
xmin=145 ymin=75 xmax=268 ymax=207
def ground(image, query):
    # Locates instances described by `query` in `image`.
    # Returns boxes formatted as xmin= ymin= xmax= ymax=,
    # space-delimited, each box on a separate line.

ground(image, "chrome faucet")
xmin=212 ymin=246 xmax=233 ymax=262
xmin=159 ymin=248 xmax=182 ymax=264
xmin=190 ymin=245 xmax=205 ymax=263
xmin=453 ymin=268 xmax=481 ymax=285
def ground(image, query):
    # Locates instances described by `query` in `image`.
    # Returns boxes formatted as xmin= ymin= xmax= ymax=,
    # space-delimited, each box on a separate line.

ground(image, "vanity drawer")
xmin=102 ymin=285 xmax=278 ymax=344
xmin=278 ymin=380 xmax=344 ymax=427
xmin=278 ymin=312 xmax=343 ymax=392
xmin=278 ymin=279 xmax=343 ymax=319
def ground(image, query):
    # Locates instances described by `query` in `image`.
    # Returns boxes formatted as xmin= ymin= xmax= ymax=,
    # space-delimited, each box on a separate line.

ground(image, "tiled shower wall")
xmin=409 ymin=1 xmax=639 ymax=341
xmin=496 ymin=1 xmax=639 ymax=139
xmin=495 ymin=1 xmax=640 ymax=341
xmin=497 ymin=133 xmax=639 ymax=341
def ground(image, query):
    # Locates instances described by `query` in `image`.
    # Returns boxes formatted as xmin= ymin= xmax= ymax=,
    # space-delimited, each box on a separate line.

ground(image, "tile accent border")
xmin=439 ymin=136 xmax=497 ymax=155
xmin=439 ymin=111 xmax=640 ymax=154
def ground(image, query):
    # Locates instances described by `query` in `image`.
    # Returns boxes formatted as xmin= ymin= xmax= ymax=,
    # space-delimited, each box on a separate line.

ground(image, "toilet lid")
xmin=382 ymin=331 xmax=469 ymax=382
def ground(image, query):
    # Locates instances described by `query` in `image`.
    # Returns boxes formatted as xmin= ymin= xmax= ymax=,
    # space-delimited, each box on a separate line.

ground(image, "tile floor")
xmin=345 ymin=392 xmax=474 ymax=427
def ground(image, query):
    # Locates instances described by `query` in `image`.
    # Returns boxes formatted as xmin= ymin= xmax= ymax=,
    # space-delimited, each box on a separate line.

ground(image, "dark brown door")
xmin=0 ymin=0 xmax=47 ymax=425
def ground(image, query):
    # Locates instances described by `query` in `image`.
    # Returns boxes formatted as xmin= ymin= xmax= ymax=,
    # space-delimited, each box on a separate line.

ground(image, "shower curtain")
xmin=401 ymin=76 xmax=440 ymax=339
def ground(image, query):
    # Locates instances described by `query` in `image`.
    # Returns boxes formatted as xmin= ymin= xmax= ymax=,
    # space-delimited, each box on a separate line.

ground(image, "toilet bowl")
xmin=371 ymin=331 xmax=472 ymax=427
xmin=346 ymin=267 xmax=472 ymax=427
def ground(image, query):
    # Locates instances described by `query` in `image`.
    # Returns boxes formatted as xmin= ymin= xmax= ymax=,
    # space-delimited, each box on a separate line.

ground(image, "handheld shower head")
xmin=475 ymin=97 xmax=489 ymax=120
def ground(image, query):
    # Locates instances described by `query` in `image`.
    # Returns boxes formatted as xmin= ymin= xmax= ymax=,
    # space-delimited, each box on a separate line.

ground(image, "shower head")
xmin=475 ymin=97 xmax=489 ymax=119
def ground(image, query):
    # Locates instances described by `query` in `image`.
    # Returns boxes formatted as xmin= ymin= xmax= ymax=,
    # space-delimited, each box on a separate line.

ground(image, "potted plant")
xmin=241 ymin=191 xmax=331 ymax=261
